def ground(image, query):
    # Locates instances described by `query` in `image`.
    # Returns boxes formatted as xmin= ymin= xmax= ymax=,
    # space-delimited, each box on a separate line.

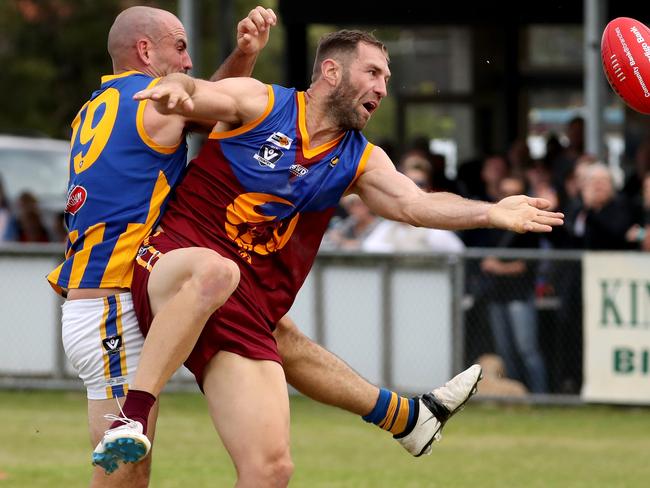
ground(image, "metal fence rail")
xmin=458 ymin=248 xmax=583 ymax=396
xmin=0 ymin=244 xmax=586 ymax=400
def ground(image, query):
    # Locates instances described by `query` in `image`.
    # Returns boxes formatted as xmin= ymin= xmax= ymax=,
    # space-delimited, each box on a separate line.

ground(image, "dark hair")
xmin=311 ymin=30 xmax=388 ymax=82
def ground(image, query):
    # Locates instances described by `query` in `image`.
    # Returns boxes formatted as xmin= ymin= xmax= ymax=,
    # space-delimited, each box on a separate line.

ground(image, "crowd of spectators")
xmin=325 ymin=116 xmax=648 ymax=255
xmin=321 ymin=115 xmax=650 ymax=394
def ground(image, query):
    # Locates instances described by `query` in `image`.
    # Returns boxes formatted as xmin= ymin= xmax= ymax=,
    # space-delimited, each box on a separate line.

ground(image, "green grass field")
xmin=0 ymin=390 xmax=648 ymax=487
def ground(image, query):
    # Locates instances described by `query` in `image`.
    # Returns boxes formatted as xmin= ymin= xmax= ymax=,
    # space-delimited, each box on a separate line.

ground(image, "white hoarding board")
xmin=582 ymin=252 xmax=650 ymax=404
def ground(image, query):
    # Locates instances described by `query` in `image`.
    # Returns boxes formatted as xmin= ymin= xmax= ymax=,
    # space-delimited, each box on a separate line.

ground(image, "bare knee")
xmin=274 ymin=315 xmax=311 ymax=365
xmin=270 ymin=455 xmax=294 ymax=487
xmin=188 ymin=256 xmax=240 ymax=313
xmin=274 ymin=315 xmax=299 ymax=338
xmin=239 ymin=451 xmax=294 ymax=488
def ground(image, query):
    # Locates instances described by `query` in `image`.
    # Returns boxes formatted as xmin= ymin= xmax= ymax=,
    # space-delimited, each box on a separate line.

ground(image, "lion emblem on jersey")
xmin=225 ymin=192 xmax=300 ymax=262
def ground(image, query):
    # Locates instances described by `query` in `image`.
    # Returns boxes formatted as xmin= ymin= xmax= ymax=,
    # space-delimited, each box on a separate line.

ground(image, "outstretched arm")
xmin=134 ymin=73 xmax=268 ymax=128
xmin=144 ymin=7 xmax=276 ymax=137
xmin=209 ymin=7 xmax=277 ymax=81
xmin=352 ymin=146 xmax=564 ymax=233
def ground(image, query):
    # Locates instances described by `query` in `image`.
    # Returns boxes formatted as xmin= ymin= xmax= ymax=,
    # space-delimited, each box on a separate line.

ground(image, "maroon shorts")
xmin=131 ymin=231 xmax=282 ymax=388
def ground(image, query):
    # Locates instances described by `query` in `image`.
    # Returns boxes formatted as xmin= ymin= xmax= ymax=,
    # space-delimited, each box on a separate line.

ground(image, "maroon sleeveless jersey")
xmin=162 ymin=85 xmax=373 ymax=322
xmin=132 ymin=85 xmax=374 ymax=383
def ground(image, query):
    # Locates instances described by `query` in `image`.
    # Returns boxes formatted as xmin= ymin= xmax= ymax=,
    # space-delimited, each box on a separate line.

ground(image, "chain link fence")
xmin=460 ymin=248 xmax=584 ymax=397
xmin=1 ymin=245 xmax=585 ymax=400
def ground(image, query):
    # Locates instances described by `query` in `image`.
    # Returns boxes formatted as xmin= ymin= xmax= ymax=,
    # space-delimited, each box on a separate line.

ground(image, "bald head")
xmin=107 ymin=6 xmax=181 ymax=71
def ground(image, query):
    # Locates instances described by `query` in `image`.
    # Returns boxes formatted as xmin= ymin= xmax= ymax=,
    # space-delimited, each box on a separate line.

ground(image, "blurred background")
xmin=1 ymin=0 xmax=649 ymax=410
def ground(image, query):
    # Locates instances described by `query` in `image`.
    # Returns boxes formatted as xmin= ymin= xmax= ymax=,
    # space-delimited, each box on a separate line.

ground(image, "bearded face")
xmin=325 ymin=71 xmax=367 ymax=131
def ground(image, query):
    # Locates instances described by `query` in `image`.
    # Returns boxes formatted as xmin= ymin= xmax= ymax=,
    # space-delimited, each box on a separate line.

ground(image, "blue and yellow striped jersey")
xmin=47 ymin=71 xmax=188 ymax=294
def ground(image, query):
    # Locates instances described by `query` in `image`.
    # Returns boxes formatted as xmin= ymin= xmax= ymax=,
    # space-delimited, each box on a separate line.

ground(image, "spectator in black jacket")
xmin=565 ymin=163 xmax=632 ymax=250
xmin=480 ymin=175 xmax=548 ymax=393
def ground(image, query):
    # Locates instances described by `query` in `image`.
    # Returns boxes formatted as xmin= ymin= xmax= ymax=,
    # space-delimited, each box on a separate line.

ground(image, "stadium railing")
xmin=0 ymin=244 xmax=590 ymax=403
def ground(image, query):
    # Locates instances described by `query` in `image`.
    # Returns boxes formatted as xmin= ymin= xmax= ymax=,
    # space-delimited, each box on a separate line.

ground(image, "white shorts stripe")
xmin=62 ymin=293 xmax=143 ymax=400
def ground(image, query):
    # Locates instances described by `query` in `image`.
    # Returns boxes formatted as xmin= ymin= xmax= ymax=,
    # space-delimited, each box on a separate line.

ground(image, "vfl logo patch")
xmin=106 ymin=376 xmax=128 ymax=386
xmin=289 ymin=164 xmax=309 ymax=178
xmin=102 ymin=335 xmax=123 ymax=355
xmin=329 ymin=157 xmax=340 ymax=168
xmin=254 ymin=144 xmax=283 ymax=169
xmin=266 ymin=132 xmax=293 ymax=149
xmin=65 ymin=185 xmax=87 ymax=215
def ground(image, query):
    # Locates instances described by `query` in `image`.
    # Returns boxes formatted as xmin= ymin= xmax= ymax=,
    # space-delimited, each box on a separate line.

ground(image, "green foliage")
xmin=1 ymin=390 xmax=649 ymax=487
xmin=197 ymin=0 xmax=284 ymax=84
xmin=0 ymin=0 xmax=124 ymax=138
xmin=0 ymin=0 xmax=283 ymax=139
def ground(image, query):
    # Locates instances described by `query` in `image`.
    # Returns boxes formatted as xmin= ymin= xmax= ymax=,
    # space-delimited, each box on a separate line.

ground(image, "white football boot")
xmin=394 ymin=364 xmax=483 ymax=456
xmin=92 ymin=415 xmax=152 ymax=474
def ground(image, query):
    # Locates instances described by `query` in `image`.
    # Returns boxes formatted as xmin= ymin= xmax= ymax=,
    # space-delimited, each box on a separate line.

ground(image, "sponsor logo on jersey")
xmin=102 ymin=334 xmax=123 ymax=355
xmin=254 ymin=144 xmax=284 ymax=169
xmin=266 ymin=132 xmax=293 ymax=149
xmin=289 ymin=163 xmax=309 ymax=178
xmin=65 ymin=185 xmax=87 ymax=215
xmin=329 ymin=157 xmax=340 ymax=168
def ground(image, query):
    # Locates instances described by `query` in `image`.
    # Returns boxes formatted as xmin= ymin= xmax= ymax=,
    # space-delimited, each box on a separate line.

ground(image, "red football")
xmin=602 ymin=17 xmax=650 ymax=114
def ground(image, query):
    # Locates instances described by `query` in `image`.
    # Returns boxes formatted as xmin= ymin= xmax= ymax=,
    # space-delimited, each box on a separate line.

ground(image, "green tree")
xmin=0 ymin=0 xmax=140 ymax=138
xmin=0 ymin=0 xmax=286 ymax=139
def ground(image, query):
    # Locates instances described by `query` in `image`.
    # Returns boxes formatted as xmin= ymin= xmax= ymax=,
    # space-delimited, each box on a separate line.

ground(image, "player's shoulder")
xmin=209 ymin=76 xmax=269 ymax=96
xmin=101 ymin=70 xmax=155 ymax=89
xmin=364 ymin=144 xmax=392 ymax=169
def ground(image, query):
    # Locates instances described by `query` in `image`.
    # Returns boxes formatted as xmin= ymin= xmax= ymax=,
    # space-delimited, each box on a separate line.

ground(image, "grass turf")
xmin=0 ymin=390 xmax=648 ymax=487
